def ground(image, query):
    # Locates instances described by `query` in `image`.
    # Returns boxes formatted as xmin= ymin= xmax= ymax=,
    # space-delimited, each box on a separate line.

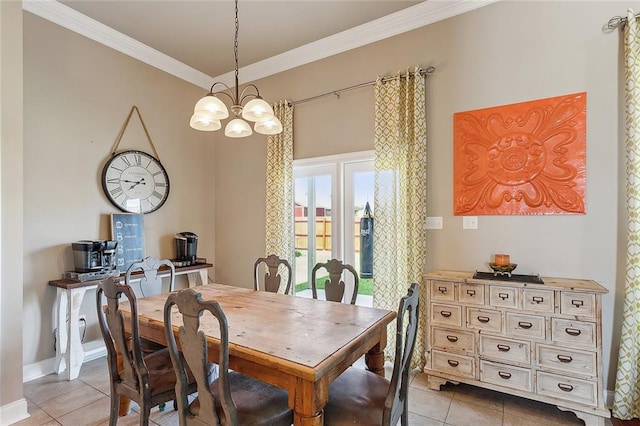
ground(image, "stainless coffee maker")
xmin=72 ymin=240 xmax=118 ymax=273
xmin=174 ymin=232 xmax=198 ymax=266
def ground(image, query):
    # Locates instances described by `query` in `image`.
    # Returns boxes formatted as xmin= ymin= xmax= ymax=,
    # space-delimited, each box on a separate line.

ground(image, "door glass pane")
xmin=294 ymin=174 xmax=332 ymax=296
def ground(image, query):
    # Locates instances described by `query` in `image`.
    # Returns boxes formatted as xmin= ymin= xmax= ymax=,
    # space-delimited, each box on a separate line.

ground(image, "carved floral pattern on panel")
xmin=453 ymin=92 xmax=586 ymax=215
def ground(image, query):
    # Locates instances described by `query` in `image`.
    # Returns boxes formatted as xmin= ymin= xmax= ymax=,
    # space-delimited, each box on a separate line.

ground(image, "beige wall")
xmin=1 ymin=0 xmax=634 ymax=415
xmin=214 ymin=0 xmax=632 ymax=393
xmin=21 ymin=13 xmax=216 ymax=368
xmin=1 ymin=0 xmax=25 ymax=420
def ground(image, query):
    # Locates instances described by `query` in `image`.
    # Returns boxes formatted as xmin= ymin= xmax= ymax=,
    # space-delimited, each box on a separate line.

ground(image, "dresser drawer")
xmin=536 ymin=344 xmax=597 ymax=377
xmin=431 ymin=327 xmax=475 ymax=352
xmin=522 ymin=288 xmax=554 ymax=313
xmin=480 ymin=335 xmax=530 ymax=364
xmin=467 ymin=308 xmax=502 ymax=333
xmin=431 ymin=303 xmax=462 ymax=327
xmin=536 ymin=371 xmax=597 ymax=407
xmin=431 ymin=350 xmax=475 ymax=379
xmin=506 ymin=312 xmax=545 ymax=340
xmin=489 ymin=286 xmax=518 ymax=308
xmin=459 ymin=283 xmax=484 ymax=305
xmin=431 ymin=280 xmax=456 ymax=301
xmin=480 ymin=360 xmax=532 ymax=392
xmin=551 ymin=318 xmax=596 ymax=347
xmin=560 ymin=292 xmax=596 ymax=318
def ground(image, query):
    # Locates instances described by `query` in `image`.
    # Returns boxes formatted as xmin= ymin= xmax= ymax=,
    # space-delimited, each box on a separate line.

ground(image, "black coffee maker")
xmin=72 ymin=240 xmax=118 ymax=273
xmin=174 ymin=232 xmax=198 ymax=265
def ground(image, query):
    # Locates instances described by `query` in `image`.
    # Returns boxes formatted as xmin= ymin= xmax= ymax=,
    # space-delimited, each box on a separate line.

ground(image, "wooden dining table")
xmin=120 ymin=283 xmax=396 ymax=425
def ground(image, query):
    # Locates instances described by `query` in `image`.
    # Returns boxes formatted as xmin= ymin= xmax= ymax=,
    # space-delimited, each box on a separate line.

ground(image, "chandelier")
xmin=189 ymin=0 xmax=283 ymax=138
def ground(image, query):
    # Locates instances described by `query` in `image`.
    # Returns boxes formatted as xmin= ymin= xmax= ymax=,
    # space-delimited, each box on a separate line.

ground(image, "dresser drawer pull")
xmin=498 ymin=292 xmax=509 ymax=300
xmin=477 ymin=316 xmax=490 ymax=323
xmin=518 ymin=321 xmax=533 ymax=329
xmin=498 ymin=371 xmax=512 ymax=379
xmin=565 ymin=328 xmax=582 ymax=336
xmin=466 ymin=289 xmax=476 ymax=296
xmin=532 ymin=296 xmax=544 ymax=304
xmin=447 ymin=360 xmax=459 ymax=367
xmin=571 ymin=299 xmax=584 ymax=308
xmin=440 ymin=311 xmax=452 ymax=318
xmin=438 ymin=286 xmax=448 ymax=294
xmin=497 ymin=344 xmax=511 ymax=352
xmin=557 ymin=354 xmax=573 ymax=363
xmin=446 ymin=335 xmax=459 ymax=342
xmin=557 ymin=383 xmax=574 ymax=392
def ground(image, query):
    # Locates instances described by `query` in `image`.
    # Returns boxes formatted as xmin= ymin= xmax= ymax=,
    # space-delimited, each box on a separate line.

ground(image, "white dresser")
xmin=424 ymin=270 xmax=609 ymax=426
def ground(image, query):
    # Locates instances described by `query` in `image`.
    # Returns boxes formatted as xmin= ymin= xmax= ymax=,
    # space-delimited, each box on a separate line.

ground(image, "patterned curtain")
xmin=373 ymin=67 xmax=428 ymax=368
xmin=614 ymin=9 xmax=640 ymax=420
xmin=264 ymin=101 xmax=295 ymax=292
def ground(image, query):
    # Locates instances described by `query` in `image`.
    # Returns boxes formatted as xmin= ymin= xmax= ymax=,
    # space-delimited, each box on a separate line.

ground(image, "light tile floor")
xmin=15 ymin=356 xmax=613 ymax=426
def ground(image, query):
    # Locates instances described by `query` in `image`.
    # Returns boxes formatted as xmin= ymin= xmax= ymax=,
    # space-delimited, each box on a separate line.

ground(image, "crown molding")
xmin=23 ymin=0 xmax=499 ymax=89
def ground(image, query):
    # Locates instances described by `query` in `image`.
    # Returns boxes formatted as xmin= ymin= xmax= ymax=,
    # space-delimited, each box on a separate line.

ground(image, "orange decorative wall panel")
xmin=453 ymin=92 xmax=586 ymax=215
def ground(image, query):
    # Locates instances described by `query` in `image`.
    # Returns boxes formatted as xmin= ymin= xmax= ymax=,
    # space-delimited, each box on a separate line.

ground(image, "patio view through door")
xmin=293 ymin=152 xmax=374 ymax=306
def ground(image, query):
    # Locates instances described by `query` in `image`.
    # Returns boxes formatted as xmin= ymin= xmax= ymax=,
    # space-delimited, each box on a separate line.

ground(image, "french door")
xmin=293 ymin=151 xmax=374 ymax=305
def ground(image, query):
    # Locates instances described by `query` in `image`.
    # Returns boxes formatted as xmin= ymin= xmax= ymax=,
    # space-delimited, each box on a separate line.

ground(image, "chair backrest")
xmin=96 ymin=277 xmax=150 ymax=401
xmin=384 ymin=283 xmax=420 ymax=425
xmin=311 ymin=259 xmax=359 ymax=304
xmin=126 ymin=256 xmax=175 ymax=297
xmin=164 ymin=288 xmax=237 ymax=425
xmin=253 ymin=254 xmax=292 ymax=294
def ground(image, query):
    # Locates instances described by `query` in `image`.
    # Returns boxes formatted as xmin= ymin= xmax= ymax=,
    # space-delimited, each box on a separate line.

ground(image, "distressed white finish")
xmin=424 ymin=270 xmax=609 ymax=426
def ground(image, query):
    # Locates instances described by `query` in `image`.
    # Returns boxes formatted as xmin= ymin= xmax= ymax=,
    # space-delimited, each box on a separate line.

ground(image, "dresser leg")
xmin=426 ymin=374 xmax=458 ymax=391
xmin=557 ymin=406 xmax=605 ymax=426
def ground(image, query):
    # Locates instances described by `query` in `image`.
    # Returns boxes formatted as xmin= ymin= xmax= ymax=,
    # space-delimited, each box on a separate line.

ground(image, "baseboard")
xmin=23 ymin=340 xmax=106 ymax=383
xmin=0 ymin=398 xmax=29 ymax=425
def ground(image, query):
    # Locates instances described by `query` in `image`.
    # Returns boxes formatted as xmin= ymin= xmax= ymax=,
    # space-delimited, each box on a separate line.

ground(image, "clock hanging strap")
xmin=109 ymin=106 xmax=162 ymax=161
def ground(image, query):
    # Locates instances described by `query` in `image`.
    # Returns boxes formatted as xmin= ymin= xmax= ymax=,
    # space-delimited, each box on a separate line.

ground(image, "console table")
xmin=48 ymin=262 xmax=212 ymax=380
xmin=424 ymin=270 xmax=609 ymax=426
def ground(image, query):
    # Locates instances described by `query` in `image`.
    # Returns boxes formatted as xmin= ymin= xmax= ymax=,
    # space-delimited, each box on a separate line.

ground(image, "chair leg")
xmin=109 ymin=393 xmax=120 ymax=426
xmin=140 ymin=403 xmax=151 ymax=426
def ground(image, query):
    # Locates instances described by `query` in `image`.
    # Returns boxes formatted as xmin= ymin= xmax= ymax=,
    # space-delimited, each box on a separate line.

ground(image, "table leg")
xmin=55 ymin=287 xmax=89 ymax=380
xmin=364 ymin=330 xmax=387 ymax=377
xmin=187 ymin=269 xmax=208 ymax=288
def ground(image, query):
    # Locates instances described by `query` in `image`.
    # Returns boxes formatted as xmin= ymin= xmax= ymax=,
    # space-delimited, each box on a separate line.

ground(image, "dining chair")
xmin=126 ymin=256 xmax=175 ymax=297
xmin=96 ymin=277 xmax=199 ymax=426
xmin=311 ymin=258 xmax=359 ymax=304
xmin=164 ymin=288 xmax=293 ymax=426
xmin=323 ymin=282 xmax=420 ymax=425
xmin=253 ymin=254 xmax=293 ymax=294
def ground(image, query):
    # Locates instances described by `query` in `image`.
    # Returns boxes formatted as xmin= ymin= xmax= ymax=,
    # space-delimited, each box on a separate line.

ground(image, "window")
xmin=293 ymin=151 xmax=374 ymax=306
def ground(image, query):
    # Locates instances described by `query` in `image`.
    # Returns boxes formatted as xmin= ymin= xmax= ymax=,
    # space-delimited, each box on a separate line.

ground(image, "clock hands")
xmin=121 ymin=178 xmax=146 ymax=190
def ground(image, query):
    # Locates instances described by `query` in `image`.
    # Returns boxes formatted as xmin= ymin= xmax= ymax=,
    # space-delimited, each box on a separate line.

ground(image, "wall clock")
xmin=101 ymin=150 xmax=170 ymax=214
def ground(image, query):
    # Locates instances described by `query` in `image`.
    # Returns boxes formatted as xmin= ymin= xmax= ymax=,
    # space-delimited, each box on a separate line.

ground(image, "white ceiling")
xmin=23 ymin=0 xmax=498 ymax=89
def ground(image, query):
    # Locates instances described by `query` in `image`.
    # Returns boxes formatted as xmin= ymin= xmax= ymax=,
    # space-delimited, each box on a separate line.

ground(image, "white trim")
xmin=294 ymin=150 xmax=375 ymax=168
xmin=23 ymin=340 xmax=106 ymax=383
xmin=22 ymin=0 xmax=499 ymax=89
xmin=22 ymin=0 xmax=213 ymax=88
xmin=0 ymin=398 xmax=29 ymax=425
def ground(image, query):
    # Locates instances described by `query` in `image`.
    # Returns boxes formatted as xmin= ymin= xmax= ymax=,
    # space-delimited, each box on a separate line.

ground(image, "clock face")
xmin=101 ymin=150 xmax=170 ymax=214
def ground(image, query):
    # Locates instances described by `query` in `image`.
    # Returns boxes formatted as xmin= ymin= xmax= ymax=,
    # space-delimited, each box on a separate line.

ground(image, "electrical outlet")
xmin=425 ymin=216 xmax=443 ymax=229
xmin=463 ymin=216 xmax=478 ymax=230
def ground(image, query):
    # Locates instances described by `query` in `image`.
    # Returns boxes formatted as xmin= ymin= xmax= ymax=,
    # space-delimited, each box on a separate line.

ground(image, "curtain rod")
xmin=607 ymin=12 xmax=639 ymax=30
xmin=289 ymin=66 xmax=435 ymax=107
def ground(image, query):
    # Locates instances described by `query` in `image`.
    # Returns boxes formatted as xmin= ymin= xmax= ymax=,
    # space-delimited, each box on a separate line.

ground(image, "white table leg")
xmin=54 ymin=289 xmax=67 ymax=375
xmin=55 ymin=287 xmax=89 ymax=380
xmin=187 ymin=269 xmax=208 ymax=288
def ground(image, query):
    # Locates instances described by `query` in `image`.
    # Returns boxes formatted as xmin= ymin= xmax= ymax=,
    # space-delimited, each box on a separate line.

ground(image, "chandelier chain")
xmin=234 ymin=0 xmax=239 ymax=93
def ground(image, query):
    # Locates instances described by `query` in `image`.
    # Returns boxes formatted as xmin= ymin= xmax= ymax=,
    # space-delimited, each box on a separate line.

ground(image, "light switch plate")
xmin=463 ymin=216 xmax=478 ymax=229
xmin=425 ymin=217 xmax=443 ymax=229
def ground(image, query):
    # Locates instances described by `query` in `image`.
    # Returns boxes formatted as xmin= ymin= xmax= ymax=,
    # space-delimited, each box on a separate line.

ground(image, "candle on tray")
xmin=495 ymin=254 xmax=510 ymax=266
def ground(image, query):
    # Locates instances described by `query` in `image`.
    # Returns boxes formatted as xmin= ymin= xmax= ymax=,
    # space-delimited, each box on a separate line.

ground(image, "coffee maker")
xmin=72 ymin=240 xmax=118 ymax=273
xmin=174 ymin=232 xmax=198 ymax=266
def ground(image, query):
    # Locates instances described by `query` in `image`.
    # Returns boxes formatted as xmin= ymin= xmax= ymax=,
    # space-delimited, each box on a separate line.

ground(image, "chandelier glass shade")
xmin=190 ymin=0 xmax=282 ymax=138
